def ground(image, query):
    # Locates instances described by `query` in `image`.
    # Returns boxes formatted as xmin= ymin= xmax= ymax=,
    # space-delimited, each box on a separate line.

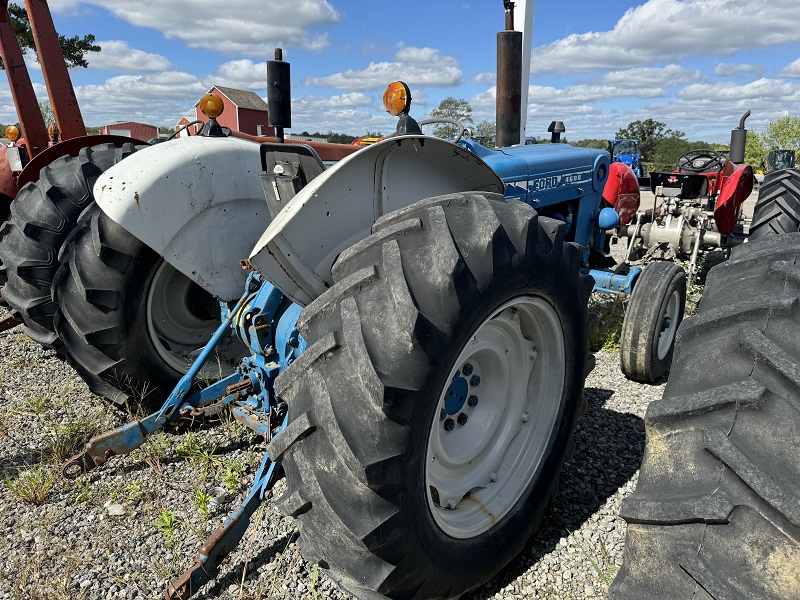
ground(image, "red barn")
xmin=194 ymin=86 xmax=274 ymax=136
xmin=174 ymin=116 xmax=202 ymax=138
xmin=101 ymin=121 xmax=158 ymax=141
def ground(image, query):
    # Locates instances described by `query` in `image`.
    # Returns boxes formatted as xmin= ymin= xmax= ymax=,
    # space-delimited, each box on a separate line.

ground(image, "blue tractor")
xmin=57 ymin=6 xmax=682 ymax=599
xmin=609 ymin=138 xmax=644 ymax=178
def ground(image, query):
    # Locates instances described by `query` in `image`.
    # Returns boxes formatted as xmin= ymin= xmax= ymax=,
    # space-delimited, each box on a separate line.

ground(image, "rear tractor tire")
xmin=268 ymin=192 xmax=594 ymax=598
xmin=749 ymin=168 xmax=800 ymax=240
xmin=0 ymin=143 xmax=141 ymax=348
xmin=619 ymin=260 xmax=686 ymax=383
xmin=610 ymin=233 xmax=800 ymax=600
xmin=54 ymin=205 xmax=240 ymax=410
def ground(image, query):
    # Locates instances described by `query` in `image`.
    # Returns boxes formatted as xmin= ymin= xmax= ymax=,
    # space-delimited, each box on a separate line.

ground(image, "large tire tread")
xmin=269 ymin=192 xmax=593 ymax=599
xmin=0 ymin=143 xmax=140 ymax=348
xmin=749 ymin=168 xmax=800 ymax=240
xmin=610 ymin=233 xmax=800 ymax=600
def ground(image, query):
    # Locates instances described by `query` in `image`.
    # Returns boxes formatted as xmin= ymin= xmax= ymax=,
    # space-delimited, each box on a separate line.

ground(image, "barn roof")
xmin=199 ymin=86 xmax=269 ymax=112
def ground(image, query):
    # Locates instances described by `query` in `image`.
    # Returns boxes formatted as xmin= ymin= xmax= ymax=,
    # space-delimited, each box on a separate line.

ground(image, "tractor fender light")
xmin=199 ymin=93 xmax=224 ymax=119
xmin=383 ymin=81 xmax=412 ymax=116
xmin=5 ymin=125 xmax=19 ymax=142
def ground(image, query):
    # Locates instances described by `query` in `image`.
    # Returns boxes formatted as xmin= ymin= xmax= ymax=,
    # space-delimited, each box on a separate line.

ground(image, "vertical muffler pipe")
xmin=267 ymin=48 xmax=291 ymax=143
xmin=729 ymin=110 xmax=750 ymax=165
xmin=496 ymin=1 xmax=522 ymax=148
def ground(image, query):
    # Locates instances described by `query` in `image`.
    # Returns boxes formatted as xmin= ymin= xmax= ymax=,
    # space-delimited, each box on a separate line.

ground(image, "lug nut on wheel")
xmin=470 ymin=375 xmax=481 ymax=387
xmin=457 ymin=413 xmax=468 ymax=425
xmin=444 ymin=418 xmax=455 ymax=431
xmin=467 ymin=395 xmax=478 ymax=407
xmin=462 ymin=363 xmax=474 ymax=376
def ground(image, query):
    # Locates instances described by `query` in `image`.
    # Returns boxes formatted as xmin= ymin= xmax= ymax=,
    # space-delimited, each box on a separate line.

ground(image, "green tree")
xmin=474 ymin=120 xmax=496 ymax=147
xmin=39 ymin=100 xmax=53 ymax=127
xmin=615 ymin=119 xmax=685 ymax=162
xmin=761 ymin=114 xmax=800 ymax=151
xmin=2 ymin=3 xmax=100 ymax=70
xmin=744 ymin=131 xmax=767 ymax=169
xmin=429 ymin=97 xmax=473 ymax=138
xmin=572 ymin=138 xmax=607 ymax=150
xmin=326 ymin=131 xmax=357 ymax=145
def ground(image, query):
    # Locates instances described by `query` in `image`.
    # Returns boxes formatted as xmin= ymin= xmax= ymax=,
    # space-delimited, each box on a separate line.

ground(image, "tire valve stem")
xmin=440 ymin=408 xmax=447 ymax=421
xmin=457 ymin=413 xmax=468 ymax=425
xmin=490 ymin=472 xmax=498 ymax=483
xmin=467 ymin=395 xmax=479 ymax=407
xmin=521 ymin=412 xmax=529 ymax=423
xmin=444 ymin=419 xmax=455 ymax=432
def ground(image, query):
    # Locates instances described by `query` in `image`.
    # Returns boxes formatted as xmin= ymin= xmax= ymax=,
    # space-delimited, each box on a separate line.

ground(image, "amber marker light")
xmin=383 ymin=81 xmax=411 ymax=116
xmin=5 ymin=125 xmax=19 ymax=142
xmin=199 ymin=93 xmax=224 ymax=118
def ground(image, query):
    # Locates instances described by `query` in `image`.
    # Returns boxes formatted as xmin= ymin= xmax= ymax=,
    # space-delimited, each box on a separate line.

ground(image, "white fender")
xmin=249 ymin=136 xmax=503 ymax=306
xmin=94 ymin=136 xmax=267 ymax=301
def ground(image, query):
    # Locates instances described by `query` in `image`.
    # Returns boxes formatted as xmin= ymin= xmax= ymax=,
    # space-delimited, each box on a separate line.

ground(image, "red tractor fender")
xmin=16 ymin=134 xmax=146 ymax=191
xmin=602 ymin=161 xmax=640 ymax=225
xmin=714 ymin=164 xmax=753 ymax=235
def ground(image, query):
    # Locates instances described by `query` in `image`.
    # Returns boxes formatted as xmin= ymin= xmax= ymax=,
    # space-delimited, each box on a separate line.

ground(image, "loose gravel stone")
xmin=0 ymin=299 xmax=661 ymax=599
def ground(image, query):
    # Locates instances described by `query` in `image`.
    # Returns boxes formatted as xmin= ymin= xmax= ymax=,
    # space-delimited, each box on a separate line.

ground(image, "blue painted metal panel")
xmin=590 ymin=266 xmax=642 ymax=294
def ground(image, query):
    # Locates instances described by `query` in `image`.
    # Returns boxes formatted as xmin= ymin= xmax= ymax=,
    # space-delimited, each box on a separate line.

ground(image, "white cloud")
xmin=530 ymin=0 xmax=800 ymax=74
xmin=713 ymin=63 xmax=765 ymax=78
xmin=205 ymin=60 xmax=268 ymax=91
xmin=75 ymin=71 xmax=206 ymax=126
xmin=602 ymin=64 xmax=703 ymax=88
xmin=89 ymin=41 xmax=174 ymax=73
xmin=473 ymin=72 xmax=495 ymax=85
xmin=78 ymin=0 xmax=339 ymax=55
xmin=779 ymin=58 xmax=800 ymax=78
xmin=304 ymin=46 xmax=462 ymax=90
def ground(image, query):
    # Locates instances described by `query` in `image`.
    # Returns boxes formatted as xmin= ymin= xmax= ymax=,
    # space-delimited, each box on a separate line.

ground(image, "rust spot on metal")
xmin=0 ymin=314 xmax=21 ymax=333
xmin=460 ymin=493 xmax=496 ymax=526
xmin=133 ymin=191 xmax=140 ymax=205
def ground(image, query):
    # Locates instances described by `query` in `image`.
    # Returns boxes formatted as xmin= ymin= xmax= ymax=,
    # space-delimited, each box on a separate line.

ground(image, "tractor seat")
xmin=650 ymin=171 xmax=708 ymax=199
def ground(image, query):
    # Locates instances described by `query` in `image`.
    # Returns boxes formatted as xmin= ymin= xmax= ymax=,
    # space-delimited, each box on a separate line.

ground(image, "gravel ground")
xmin=0 ymin=292 xmax=663 ymax=600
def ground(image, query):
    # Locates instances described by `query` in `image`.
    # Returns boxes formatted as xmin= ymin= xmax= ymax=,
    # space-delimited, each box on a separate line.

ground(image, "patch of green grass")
xmin=18 ymin=394 xmax=50 ymax=416
xmin=176 ymin=432 xmax=220 ymax=469
xmin=588 ymin=293 xmax=627 ymax=352
xmin=5 ymin=462 xmax=56 ymax=505
xmin=221 ymin=459 xmax=246 ymax=494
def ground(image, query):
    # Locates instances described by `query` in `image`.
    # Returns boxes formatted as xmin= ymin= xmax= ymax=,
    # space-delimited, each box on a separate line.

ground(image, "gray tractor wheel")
xmin=749 ymin=168 xmax=800 ymax=240
xmin=619 ymin=260 xmax=686 ymax=383
xmin=268 ymin=192 xmax=594 ymax=599
xmin=0 ymin=143 xmax=140 ymax=348
xmin=610 ymin=233 xmax=800 ymax=600
xmin=53 ymin=204 xmax=239 ymax=410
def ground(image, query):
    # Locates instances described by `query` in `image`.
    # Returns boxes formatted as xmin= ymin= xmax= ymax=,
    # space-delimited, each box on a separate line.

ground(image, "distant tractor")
xmin=608 ymin=138 xmax=645 ymax=178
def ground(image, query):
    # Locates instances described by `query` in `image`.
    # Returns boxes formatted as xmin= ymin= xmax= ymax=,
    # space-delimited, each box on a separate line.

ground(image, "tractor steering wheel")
xmin=417 ymin=118 xmax=467 ymax=143
xmin=676 ymin=149 xmax=727 ymax=173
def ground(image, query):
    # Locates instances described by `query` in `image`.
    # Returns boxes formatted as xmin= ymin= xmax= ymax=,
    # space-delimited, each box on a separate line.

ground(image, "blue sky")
xmin=8 ymin=0 xmax=800 ymax=143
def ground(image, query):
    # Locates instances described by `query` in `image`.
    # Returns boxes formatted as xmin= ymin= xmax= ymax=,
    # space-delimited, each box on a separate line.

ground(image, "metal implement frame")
xmin=63 ymin=273 xmax=304 ymax=600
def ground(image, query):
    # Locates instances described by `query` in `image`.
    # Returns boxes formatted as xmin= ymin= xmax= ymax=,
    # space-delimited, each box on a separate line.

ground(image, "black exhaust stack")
xmin=729 ymin=110 xmax=750 ymax=164
xmin=548 ymin=121 xmax=565 ymax=143
xmin=267 ymin=48 xmax=291 ymax=143
xmin=496 ymin=1 xmax=522 ymax=148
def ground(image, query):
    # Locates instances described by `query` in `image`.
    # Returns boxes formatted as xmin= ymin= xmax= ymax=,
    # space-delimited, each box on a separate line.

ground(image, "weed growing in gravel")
xmin=588 ymin=293 xmax=627 ymax=352
xmin=5 ymin=462 xmax=56 ymax=505
xmin=18 ymin=393 xmax=49 ymax=416
xmin=221 ymin=459 xmax=247 ymax=494
xmin=570 ymin=531 xmax=620 ymax=587
xmin=194 ymin=487 xmax=212 ymax=520
xmin=154 ymin=509 xmax=182 ymax=550
xmin=176 ymin=431 xmax=220 ymax=470
xmin=73 ymin=478 xmax=94 ymax=504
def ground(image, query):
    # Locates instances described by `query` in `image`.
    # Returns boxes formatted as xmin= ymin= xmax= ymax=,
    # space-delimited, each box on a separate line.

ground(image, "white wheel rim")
xmin=656 ymin=290 xmax=680 ymax=360
xmin=425 ymin=296 xmax=565 ymax=539
xmin=146 ymin=261 xmax=222 ymax=373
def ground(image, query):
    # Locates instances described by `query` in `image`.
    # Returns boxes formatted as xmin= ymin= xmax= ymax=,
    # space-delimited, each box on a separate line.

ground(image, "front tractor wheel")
xmin=620 ymin=260 xmax=686 ymax=383
xmin=268 ymin=193 xmax=593 ymax=599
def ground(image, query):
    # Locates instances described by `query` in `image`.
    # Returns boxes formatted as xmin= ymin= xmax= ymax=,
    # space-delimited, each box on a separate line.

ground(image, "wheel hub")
xmin=426 ymin=297 xmax=565 ymax=539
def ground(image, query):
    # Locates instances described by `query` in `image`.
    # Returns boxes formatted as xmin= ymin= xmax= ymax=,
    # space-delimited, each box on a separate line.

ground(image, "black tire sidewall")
xmin=399 ymin=267 xmax=586 ymax=579
xmin=645 ymin=264 xmax=686 ymax=374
